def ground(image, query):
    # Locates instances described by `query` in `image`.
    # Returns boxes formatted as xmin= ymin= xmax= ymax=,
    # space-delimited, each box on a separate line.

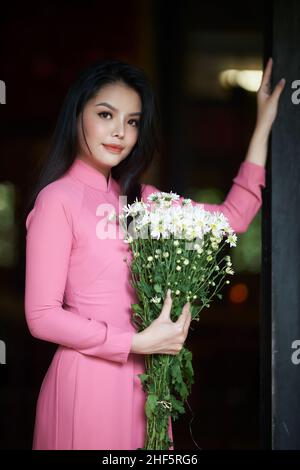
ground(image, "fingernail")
xmin=167 ymin=289 xmax=171 ymax=297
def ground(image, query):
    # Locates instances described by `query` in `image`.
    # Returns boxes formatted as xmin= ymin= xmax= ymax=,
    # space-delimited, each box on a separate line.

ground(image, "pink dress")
xmin=24 ymin=156 xmax=265 ymax=450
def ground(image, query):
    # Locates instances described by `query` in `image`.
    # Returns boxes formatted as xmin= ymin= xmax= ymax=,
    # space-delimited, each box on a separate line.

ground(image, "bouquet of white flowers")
xmin=119 ymin=191 xmax=237 ymax=450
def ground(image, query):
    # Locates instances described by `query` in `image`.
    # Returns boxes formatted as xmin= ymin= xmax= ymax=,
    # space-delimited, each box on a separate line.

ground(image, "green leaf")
xmin=138 ymin=373 xmax=149 ymax=383
xmin=173 ymin=305 xmax=182 ymax=319
xmin=132 ymin=303 xmax=143 ymax=314
xmin=170 ymin=361 xmax=182 ymax=385
xmin=145 ymin=394 xmax=158 ymax=419
xmin=159 ymin=427 xmax=165 ymax=442
xmin=174 ymin=380 xmax=188 ymax=400
xmin=169 ymin=396 xmax=185 ymax=415
xmin=139 ymin=281 xmax=153 ymax=297
xmin=154 ymin=284 xmax=162 ymax=294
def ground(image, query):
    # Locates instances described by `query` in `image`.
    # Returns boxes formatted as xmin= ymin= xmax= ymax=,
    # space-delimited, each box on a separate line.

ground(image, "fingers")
xmin=259 ymin=57 xmax=285 ymax=104
xmin=159 ymin=289 xmax=173 ymax=320
xmin=271 ymin=78 xmax=286 ymax=102
xmin=260 ymin=57 xmax=273 ymax=93
xmin=160 ymin=290 xmax=192 ymax=334
xmin=183 ymin=304 xmax=192 ymax=335
xmin=176 ymin=301 xmax=191 ymax=328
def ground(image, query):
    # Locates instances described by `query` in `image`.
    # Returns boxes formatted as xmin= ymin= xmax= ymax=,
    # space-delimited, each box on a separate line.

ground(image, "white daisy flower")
xmin=150 ymin=296 xmax=161 ymax=304
xmin=225 ymin=233 xmax=237 ymax=247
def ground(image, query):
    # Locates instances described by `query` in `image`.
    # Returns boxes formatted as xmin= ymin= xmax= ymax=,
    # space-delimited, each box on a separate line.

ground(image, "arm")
xmin=243 ymin=57 xmax=285 ymax=168
xmin=201 ymin=57 xmax=284 ymax=231
xmin=201 ymin=160 xmax=265 ymax=233
xmin=25 ymin=186 xmax=135 ymax=364
xmin=142 ymin=59 xmax=285 ymax=233
xmin=142 ymin=160 xmax=265 ymax=234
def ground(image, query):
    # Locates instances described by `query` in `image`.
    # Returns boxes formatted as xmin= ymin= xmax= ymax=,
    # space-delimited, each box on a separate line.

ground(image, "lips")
xmin=103 ymin=144 xmax=124 ymax=153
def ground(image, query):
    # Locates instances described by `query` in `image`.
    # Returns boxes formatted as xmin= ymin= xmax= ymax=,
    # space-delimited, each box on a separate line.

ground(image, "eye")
xmin=98 ymin=112 xmax=112 ymax=119
xmin=98 ymin=112 xmax=139 ymax=127
xmin=129 ymin=119 xmax=139 ymax=128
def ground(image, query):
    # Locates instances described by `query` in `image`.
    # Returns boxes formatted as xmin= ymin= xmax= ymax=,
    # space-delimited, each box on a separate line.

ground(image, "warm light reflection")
xmin=229 ymin=283 xmax=249 ymax=304
xmin=219 ymin=69 xmax=262 ymax=92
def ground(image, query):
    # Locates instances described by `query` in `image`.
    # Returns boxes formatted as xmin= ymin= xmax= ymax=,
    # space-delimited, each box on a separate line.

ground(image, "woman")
xmin=24 ymin=58 xmax=284 ymax=450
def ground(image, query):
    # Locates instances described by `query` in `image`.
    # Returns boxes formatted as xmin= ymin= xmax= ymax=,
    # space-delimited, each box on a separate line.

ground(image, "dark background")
xmin=0 ymin=0 xmax=266 ymax=449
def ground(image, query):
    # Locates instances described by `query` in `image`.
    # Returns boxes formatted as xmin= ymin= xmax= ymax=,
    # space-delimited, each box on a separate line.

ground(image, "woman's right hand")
xmin=131 ymin=289 xmax=192 ymax=355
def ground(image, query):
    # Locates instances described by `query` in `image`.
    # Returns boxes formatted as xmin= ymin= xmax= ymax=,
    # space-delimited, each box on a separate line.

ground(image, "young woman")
xmin=24 ymin=58 xmax=284 ymax=450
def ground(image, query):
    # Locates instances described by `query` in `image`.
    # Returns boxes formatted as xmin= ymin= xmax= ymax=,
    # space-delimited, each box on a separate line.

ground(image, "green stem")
xmin=144 ymin=354 xmax=172 ymax=450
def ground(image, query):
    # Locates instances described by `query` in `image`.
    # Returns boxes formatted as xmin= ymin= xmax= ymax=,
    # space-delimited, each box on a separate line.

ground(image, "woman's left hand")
xmin=256 ymin=57 xmax=285 ymax=135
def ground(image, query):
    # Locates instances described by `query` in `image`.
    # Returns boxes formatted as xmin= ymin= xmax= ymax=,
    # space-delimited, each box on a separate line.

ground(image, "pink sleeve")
xmin=142 ymin=161 xmax=266 ymax=233
xmin=201 ymin=161 xmax=266 ymax=233
xmin=24 ymin=187 xmax=135 ymax=364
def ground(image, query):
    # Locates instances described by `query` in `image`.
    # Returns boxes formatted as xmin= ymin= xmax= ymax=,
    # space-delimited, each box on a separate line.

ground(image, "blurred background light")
xmin=0 ymin=182 xmax=17 ymax=267
xmin=229 ymin=282 xmax=249 ymax=304
xmin=219 ymin=69 xmax=262 ymax=92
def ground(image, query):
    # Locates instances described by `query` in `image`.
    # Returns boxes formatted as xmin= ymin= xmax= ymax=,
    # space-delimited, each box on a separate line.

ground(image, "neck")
xmin=77 ymin=155 xmax=111 ymax=181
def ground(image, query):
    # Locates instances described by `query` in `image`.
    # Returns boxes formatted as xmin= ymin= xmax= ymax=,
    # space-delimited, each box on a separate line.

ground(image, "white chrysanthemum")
xmin=185 ymin=226 xmax=201 ymax=240
xmin=148 ymin=212 xmax=166 ymax=239
xmin=122 ymin=199 xmax=149 ymax=218
xmin=135 ymin=211 xmax=151 ymax=228
xmin=150 ymin=296 xmax=161 ymax=304
xmin=120 ymin=190 xmax=236 ymax=246
xmin=167 ymin=207 xmax=184 ymax=235
xmin=207 ymin=212 xmax=230 ymax=237
xmin=150 ymin=224 xmax=169 ymax=239
xmin=225 ymin=233 xmax=237 ymax=247
xmin=225 ymin=266 xmax=235 ymax=275
xmin=147 ymin=191 xmax=180 ymax=204
xmin=182 ymin=198 xmax=192 ymax=205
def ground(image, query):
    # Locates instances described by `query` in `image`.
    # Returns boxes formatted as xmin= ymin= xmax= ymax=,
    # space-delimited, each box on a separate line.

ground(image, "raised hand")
xmin=256 ymin=57 xmax=285 ymax=135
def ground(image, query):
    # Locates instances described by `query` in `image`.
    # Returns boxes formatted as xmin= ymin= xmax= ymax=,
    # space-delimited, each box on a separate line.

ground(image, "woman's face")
xmin=76 ymin=81 xmax=142 ymax=178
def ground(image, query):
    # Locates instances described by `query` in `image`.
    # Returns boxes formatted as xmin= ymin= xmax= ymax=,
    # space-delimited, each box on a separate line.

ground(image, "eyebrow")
xmin=95 ymin=101 xmax=142 ymax=116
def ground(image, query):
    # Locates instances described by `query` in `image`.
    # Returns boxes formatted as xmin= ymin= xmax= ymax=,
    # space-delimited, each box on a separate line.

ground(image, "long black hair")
xmin=24 ymin=58 xmax=162 ymax=219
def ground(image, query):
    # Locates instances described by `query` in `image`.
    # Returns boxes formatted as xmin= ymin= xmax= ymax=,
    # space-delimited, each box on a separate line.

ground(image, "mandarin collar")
xmin=67 ymin=157 xmax=116 ymax=192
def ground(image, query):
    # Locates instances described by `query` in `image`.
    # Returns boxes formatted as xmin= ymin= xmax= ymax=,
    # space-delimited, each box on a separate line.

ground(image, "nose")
xmin=112 ymin=120 xmax=125 ymax=138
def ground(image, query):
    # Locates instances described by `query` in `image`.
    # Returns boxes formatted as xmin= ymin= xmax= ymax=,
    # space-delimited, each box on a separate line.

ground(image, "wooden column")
xmin=261 ymin=0 xmax=300 ymax=450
